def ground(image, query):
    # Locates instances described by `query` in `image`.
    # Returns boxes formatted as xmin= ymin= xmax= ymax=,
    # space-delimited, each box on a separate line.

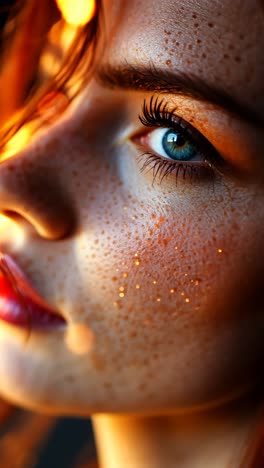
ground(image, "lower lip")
xmin=0 ymin=254 xmax=66 ymax=330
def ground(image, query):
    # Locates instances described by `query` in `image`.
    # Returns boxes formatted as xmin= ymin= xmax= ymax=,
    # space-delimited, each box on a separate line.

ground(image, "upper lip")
xmin=0 ymin=251 xmax=67 ymax=328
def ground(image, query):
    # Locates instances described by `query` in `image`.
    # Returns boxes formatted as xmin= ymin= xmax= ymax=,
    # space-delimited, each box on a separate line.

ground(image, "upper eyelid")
xmin=139 ymin=97 xmax=213 ymax=147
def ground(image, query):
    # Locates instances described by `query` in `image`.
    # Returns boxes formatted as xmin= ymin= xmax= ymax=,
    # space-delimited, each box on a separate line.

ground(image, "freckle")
xmin=143 ymin=320 xmax=151 ymax=327
xmin=188 ymin=44 xmax=193 ymax=50
xmin=166 ymin=59 xmax=172 ymax=66
xmin=235 ymin=56 xmax=241 ymax=63
xmin=202 ymin=53 xmax=207 ymax=59
xmin=194 ymin=23 xmax=199 ymax=28
xmin=197 ymin=39 xmax=202 ymax=44
xmin=192 ymin=13 xmax=197 ymax=18
xmin=208 ymin=22 xmax=214 ymax=28
xmin=112 ymin=276 xmax=117 ymax=281
xmin=165 ymin=38 xmax=168 ymax=44
xmin=104 ymin=381 xmax=112 ymax=389
xmin=223 ymin=53 xmax=230 ymax=59
xmin=176 ymin=41 xmax=180 ymax=46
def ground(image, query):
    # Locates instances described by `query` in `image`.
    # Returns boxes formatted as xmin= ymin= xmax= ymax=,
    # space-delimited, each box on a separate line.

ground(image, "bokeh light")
xmin=56 ymin=0 xmax=96 ymax=26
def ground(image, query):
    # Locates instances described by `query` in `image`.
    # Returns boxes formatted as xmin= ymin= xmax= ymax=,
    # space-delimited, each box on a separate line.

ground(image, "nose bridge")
xmin=0 ymin=141 xmax=75 ymax=240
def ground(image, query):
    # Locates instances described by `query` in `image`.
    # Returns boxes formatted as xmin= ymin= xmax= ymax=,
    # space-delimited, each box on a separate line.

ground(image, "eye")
xmin=142 ymin=127 xmax=205 ymax=163
xmin=132 ymin=96 xmax=225 ymax=185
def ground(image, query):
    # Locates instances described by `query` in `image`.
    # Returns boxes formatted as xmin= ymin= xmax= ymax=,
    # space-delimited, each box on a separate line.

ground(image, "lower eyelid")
xmin=135 ymin=150 xmax=217 ymax=187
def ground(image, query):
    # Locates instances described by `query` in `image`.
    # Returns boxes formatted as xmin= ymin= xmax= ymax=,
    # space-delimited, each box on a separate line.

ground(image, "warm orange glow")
xmin=37 ymin=91 xmax=70 ymax=124
xmin=2 ymin=125 xmax=34 ymax=161
xmin=56 ymin=0 xmax=96 ymax=26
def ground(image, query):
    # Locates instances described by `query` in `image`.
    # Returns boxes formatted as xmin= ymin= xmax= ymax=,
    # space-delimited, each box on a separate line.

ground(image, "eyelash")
xmin=136 ymin=95 xmax=224 ymax=185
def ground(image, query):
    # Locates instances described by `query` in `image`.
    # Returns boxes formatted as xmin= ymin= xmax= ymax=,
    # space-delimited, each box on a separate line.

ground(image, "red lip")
xmin=0 ymin=252 xmax=66 ymax=329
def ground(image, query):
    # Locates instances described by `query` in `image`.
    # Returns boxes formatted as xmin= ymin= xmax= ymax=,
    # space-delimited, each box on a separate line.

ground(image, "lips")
xmin=0 ymin=252 xmax=66 ymax=329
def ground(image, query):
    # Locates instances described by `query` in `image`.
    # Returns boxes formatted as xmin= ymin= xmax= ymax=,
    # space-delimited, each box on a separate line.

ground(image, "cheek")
xmin=72 ymin=179 xmax=264 ymax=410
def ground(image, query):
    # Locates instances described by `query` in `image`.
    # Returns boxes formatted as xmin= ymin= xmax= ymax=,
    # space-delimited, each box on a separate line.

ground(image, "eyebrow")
xmin=97 ymin=63 xmax=263 ymax=127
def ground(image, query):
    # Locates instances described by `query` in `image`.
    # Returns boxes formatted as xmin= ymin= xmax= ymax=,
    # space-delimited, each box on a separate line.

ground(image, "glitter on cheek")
xmin=134 ymin=252 xmax=141 ymax=266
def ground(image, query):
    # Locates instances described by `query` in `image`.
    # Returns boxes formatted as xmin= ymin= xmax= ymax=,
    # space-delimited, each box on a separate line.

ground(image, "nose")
xmin=0 ymin=143 xmax=75 ymax=240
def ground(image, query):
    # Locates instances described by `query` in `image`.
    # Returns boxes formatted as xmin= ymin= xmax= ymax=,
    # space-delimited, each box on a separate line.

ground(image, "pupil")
xmin=166 ymin=132 xmax=186 ymax=147
xmin=162 ymin=129 xmax=195 ymax=162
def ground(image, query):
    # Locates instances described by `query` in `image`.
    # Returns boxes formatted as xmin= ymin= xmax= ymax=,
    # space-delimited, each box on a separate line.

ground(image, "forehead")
xmin=102 ymin=0 xmax=264 ymax=117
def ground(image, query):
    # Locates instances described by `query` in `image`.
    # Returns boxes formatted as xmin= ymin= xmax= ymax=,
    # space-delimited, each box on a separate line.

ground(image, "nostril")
xmin=2 ymin=210 xmax=37 ymax=234
xmin=0 ymin=166 xmax=76 ymax=240
xmin=0 ymin=146 xmax=76 ymax=240
xmin=0 ymin=195 xmax=75 ymax=240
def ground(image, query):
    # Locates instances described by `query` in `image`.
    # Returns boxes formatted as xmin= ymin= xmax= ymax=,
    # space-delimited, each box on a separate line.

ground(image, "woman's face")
xmin=0 ymin=0 xmax=263 ymax=415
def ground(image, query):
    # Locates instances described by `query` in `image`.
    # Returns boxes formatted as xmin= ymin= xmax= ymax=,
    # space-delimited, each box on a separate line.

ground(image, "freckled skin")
xmin=0 ymin=0 xmax=263 ymax=417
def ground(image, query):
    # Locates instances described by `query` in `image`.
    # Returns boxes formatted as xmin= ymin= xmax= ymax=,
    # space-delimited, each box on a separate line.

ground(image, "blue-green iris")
xmin=162 ymin=129 xmax=196 ymax=161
